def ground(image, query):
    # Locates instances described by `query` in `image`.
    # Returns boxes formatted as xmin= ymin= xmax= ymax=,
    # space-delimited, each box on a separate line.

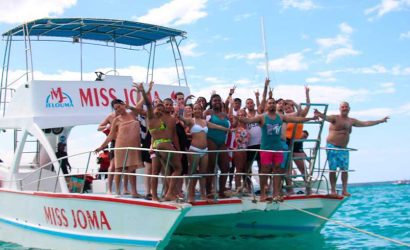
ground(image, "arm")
xmin=314 ymin=109 xmax=337 ymax=123
xmin=225 ymin=85 xmax=236 ymax=111
xmin=282 ymin=115 xmax=316 ymax=123
xmin=184 ymin=94 xmax=195 ymax=105
xmin=299 ymin=85 xmax=311 ymax=117
xmin=254 ymin=89 xmax=260 ymax=109
xmin=97 ymin=114 xmax=113 ymax=131
xmin=351 ymin=116 xmax=389 ymax=127
xmin=239 ymin=114 xmax=262 ymax=125
xmin=207 ymin=121 xmax=231 ymax=132
xmin=135 ymin=83 xmax=154 ymax=119
xmin=257 ymin=78 xmax=270 ymax=114
xmin=96 ymin=119 xmax=118 ymax=152
xmin=177 ymin=114 xmax=193 ymax=127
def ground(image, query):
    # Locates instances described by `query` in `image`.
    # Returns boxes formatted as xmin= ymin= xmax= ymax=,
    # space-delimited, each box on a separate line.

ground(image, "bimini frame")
xmin=0 ymin=17 xmax=188 ymax=117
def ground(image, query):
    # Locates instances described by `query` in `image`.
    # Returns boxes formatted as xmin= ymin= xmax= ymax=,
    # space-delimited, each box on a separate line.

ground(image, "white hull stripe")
xmin=0 ymin=217 xmax=159 ymax=247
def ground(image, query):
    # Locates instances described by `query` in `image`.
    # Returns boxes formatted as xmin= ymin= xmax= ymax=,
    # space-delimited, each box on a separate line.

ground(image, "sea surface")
xmin=1 ymin=183 xmax=409 ymax=249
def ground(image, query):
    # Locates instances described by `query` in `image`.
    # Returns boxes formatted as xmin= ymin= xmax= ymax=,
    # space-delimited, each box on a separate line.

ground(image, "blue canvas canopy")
xmin=2 ymin=18 xmax=186 ymax=46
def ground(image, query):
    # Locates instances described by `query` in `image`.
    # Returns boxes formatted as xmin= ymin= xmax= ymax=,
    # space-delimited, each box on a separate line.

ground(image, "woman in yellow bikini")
xmin=136 ymin=83 xmax=182 ymax=202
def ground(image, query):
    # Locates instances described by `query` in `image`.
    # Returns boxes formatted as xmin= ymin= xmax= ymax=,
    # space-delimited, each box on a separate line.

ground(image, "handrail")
xmin=7 ymin=146 xmax=357 ymax=195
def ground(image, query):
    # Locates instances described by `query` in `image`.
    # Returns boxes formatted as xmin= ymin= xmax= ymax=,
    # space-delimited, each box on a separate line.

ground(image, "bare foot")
xmin=131 ymin=193 xmax=143 ymax=198
xmin=218 ymin=192 xmax=228 ymax=199
xmin=259 ymin=196 xmax=273 ymax=202
xmin=342 ymin=192 xmax=351 ymax=197
xmin=152 ymin=196 xmax=160 ymax=202
xmin=327 ymin=193 xmax=342 ymax=198
xmin=163 ymin=194 xmax=177 ymax=201
xmin=272 ymin=195 xmax=284 ymax=202
xmin=123 ymin=190 xmax=131 ymax=195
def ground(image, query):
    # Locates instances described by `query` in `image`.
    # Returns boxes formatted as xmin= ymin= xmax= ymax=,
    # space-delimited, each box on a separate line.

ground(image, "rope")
xmin=281 ymin=202 xmax=410 ymax=247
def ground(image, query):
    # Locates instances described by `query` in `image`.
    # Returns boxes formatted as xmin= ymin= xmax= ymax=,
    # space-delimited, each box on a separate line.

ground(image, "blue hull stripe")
xmin=236 ymin=223 xmax=315 ymax=232
xmin=0 ymin=217 xmax=159 ymax=247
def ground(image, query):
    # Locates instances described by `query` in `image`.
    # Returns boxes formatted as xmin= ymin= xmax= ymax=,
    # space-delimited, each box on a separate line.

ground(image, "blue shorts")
xmin=326 ymin=143 xmax=349 ymax=171
xmin=280 ymin=140 xmax=289 ymax=169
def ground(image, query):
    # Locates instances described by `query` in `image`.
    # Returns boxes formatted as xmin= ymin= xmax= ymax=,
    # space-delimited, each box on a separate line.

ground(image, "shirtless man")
xmin=314 ymin=102 xmax=389 ymax=197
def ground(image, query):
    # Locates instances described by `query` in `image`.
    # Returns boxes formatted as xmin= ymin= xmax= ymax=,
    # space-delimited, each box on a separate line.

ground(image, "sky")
xmin=0 ymin=0 xmax=409 ymax=183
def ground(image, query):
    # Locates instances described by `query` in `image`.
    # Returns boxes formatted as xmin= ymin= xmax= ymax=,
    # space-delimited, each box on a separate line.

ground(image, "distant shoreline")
xmin=339 ymin=180 xmax=409 ymax=187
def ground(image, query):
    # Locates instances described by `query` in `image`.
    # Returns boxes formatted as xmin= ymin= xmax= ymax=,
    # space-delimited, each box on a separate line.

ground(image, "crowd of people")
xmin=95 ymin=79 xmax=389 ymax=202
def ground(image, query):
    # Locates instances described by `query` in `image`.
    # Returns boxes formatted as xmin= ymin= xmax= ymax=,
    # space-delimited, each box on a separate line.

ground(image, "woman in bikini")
xmin=136 ymin=83 xmax=182 ymax=202
xmin=179 ymin=103 xmax=231 ymax=202
xmin=96 ymin=99 xmax=144 ymax=198
xmin=231 ymin=109 xmax=250 ymax=194
xmin=205 ymin=94 xmax=231 ymax=198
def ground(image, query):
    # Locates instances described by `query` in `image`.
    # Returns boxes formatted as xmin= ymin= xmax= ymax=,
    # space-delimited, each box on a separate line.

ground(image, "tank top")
xmin=247 ymin=122 xmax=261 ymax=146
xmin=261 ymin=114 xmax=283 ymax=150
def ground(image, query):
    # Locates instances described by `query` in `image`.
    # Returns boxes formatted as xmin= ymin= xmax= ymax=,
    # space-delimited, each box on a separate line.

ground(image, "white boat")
xmin=0 ymin=17 xmax=346 ymax=249
xmin=0 ymin=18 xmax=191 ymax=250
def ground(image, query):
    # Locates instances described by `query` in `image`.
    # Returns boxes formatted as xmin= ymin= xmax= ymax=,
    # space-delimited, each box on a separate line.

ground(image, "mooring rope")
xmin=281 ymin=202 xmax=410 ymax=247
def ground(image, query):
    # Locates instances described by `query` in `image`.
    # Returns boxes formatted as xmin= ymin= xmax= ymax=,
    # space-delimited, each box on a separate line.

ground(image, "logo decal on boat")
xmin=46 ymin=87 xmax=74 ymax=108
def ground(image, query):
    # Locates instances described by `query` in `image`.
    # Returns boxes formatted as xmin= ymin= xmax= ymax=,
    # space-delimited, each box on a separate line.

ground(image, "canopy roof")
xmin=2 ymin=18 xmax=186 ymax=46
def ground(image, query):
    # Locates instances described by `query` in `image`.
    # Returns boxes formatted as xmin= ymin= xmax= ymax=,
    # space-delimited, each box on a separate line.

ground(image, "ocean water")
xmin=1 ymin=183 xmax=409 ymax=249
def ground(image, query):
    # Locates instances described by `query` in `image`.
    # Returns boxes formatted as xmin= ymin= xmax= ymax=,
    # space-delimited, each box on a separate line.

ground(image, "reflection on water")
xmin=167 ymin=232 xmax=329 ymax=250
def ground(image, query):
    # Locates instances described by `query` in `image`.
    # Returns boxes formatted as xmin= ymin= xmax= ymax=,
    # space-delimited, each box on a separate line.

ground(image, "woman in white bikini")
xmin=179 ymin=103 xmax=231 ymax=202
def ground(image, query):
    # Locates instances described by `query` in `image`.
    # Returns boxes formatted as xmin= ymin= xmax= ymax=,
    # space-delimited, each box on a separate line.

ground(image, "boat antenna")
xmin=261 ymin=17 xmax=277 ymax=87
xmin=261 ymin=17 xmax=270 ymax=80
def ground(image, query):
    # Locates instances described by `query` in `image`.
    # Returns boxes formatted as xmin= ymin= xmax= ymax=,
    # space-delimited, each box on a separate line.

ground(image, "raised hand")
xmin=254 ymin=89 xmax=260 ymax=98
xmin=229 ymin=85 xmax=237 ymax=96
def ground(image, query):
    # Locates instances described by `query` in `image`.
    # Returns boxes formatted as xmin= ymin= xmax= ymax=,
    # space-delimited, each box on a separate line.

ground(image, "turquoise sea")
xmin=1 ymin=183 xmax=409 ymax=249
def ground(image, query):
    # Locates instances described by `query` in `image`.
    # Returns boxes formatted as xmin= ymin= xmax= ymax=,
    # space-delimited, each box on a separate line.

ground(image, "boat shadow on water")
xmin=167 ymin=232 xmax=330 ymax=250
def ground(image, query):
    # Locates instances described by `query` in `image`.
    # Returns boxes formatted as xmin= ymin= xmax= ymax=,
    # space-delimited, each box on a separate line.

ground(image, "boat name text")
xmin=44 ymin=206 xmax=111 ymax=230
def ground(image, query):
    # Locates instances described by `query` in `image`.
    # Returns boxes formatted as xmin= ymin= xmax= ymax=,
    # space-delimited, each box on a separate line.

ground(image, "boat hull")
xmin=175 ymin=195 xmax=345 ymax=236
xmin=0 ymin=189 xmax=190 ymax=249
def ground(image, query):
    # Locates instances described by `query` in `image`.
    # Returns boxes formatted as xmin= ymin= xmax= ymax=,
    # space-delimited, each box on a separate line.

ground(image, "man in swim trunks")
xmin=314 ymin=102 xmax=389 ymax=197
xmin=240 ymin=83 xmax=319 ymax=201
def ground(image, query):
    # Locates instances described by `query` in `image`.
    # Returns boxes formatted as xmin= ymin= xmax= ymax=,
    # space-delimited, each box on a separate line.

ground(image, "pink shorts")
xmin=260 ymin=151 xmax=284 ymax=167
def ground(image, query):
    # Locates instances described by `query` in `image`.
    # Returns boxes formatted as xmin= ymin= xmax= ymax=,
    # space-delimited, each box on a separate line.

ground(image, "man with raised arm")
xmin=314 ymin=102 xmax=389 ymax=197
xmin=240 ymin=79 xmax=319 ymax=201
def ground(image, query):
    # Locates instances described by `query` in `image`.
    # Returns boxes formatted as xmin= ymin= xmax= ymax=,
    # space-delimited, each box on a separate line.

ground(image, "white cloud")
xmin=224 ymin=52 xmax=264 ymax=60
xmin=281 ymin=0 xmax=318 ymax=10
xmin=353 ymin=65 xmax=388 ymax=74
xmin=339 ymin=22 xmax=354 ymax=34
xmin=400 ymin=31 xmax=410 ymax=39
xmin=350 ymin=107 xmax=391 ymax=118
xmin=316 ymin=35 xmax=349 ymax=49
xmin=180 ymin=42 xmax=203 ymax=57
xmin=258 ymin=52 xmax=308 ymax=72
xmin=136 ymin=0 xmax=208 ymax=26
xmin=365 ymin=0 xmax=410 ymax=19
xmin=204 ymin=77 xmax=226 ymax=84
xmin=391 ymin=66 xmax=410 ymax=75
xmin=326 ymin=47 xmax=360 ymax=63
xmin=316 ymin=22 xmax=360 ymax=63
xmin=0 ymin=0 xmax=77 ymax=24
xmin=234 ymin=12 xmax=255 ymax=22
xmin=375 ymin=82 xmax=396 ymax=94
xmin=305 ymin=76 xmax=336 ymax=83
